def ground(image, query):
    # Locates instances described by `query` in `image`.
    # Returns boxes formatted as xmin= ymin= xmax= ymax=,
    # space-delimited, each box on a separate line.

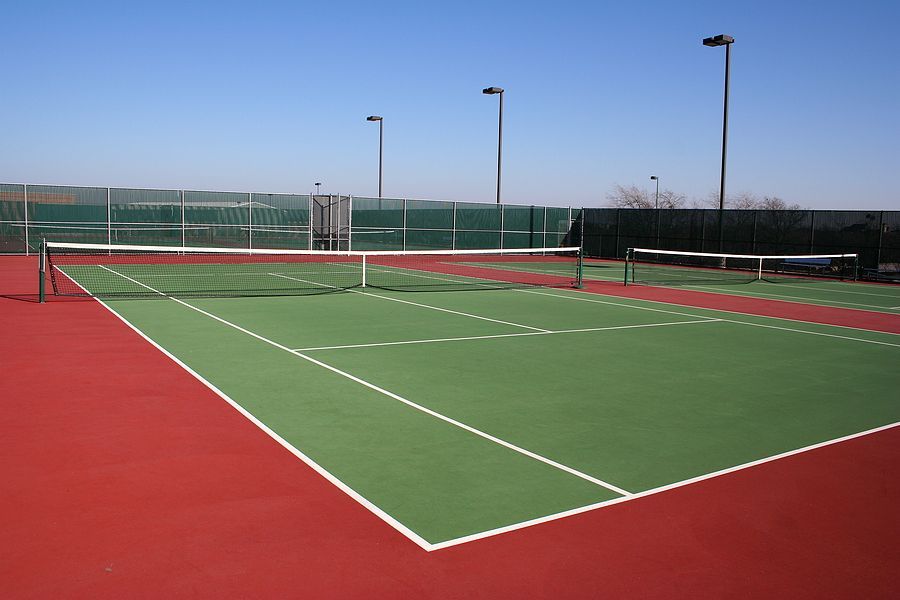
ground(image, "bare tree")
xmin=657 ymin=189 xmax=686 ymax=209
xmin=757 ymin=196 xmax=802 ymax=211
xmin=697 ymin=191 xmax=801 ymax=210
xmin=606 ymin=184 xmax=653 ymax=209
xmin=728 ymin=192 xmax=759 ymax=210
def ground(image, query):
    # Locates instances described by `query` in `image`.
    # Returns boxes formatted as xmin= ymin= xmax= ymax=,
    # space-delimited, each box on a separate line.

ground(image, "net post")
xmin=38 ymin=238 xmax=46 ymax=303
xmin=623 ymin=247 xmax=631 ymax=286
xmin=757 ymin=257 xmax=763 ymax=281
xmin=361 ymin=253 xmax=367 ymax=288
xmin=576 ymin=247 xmax=584 ymax=288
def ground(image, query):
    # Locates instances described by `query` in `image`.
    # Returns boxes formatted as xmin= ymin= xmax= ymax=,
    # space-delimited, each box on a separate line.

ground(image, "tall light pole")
xmin=482 ymin=86 xmax=504 ymax=204
xmin=702 ymin=34 xmax=734 ymax=211
xmin=366 ymin=115 xmax=384 ymax=197
xmin=650 ymin=175 xmax=659 ymax=209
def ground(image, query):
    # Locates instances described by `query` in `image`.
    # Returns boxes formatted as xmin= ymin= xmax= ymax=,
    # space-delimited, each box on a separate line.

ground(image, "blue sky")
xmin=1 ymin=0 xmax=897 ymax=209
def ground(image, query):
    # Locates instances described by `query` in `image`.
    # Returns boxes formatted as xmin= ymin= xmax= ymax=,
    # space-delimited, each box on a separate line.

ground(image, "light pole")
xmin=482 ymin=86 xmax=504 ymax=204
xmin=650 ymin=175 xmax=659 ymax=209
xmin=702 ymin=34 xmax=734 ymax=211
xmin=366 ymin=116 xmax=384 ymax=197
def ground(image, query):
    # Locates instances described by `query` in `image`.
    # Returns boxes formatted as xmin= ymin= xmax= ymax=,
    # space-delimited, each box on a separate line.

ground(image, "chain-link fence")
xmin=582 ymin=208 xmax=900 ymax=277
xmin=0 ymin=184 xmax=576 ymax=254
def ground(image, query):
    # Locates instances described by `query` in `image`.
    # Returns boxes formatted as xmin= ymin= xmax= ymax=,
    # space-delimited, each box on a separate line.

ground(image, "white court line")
xmin=268 ymin=272 xmax=550 ymax=333
xmin=98 ymin=266 xmax=631 ymax=492
xmin=291 ymin=319 xmax=722 ymax=352
xmin=430 ymin=420 xmax=900 ymax=550
xmin=517 ymin=289 xmax=900 ymax=347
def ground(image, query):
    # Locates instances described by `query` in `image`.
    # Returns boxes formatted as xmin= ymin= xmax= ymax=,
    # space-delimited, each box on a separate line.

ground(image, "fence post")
xmin=808 ymin=210 xmax=815 ymax=254
xmin=248 ymin=192 xmax=253 ymax=250
xmin=752 ymin=209 xmax=758 ymax=254
xmin=347 ymin=195 xmax=353 ymax=251
xmin=655 ymin=207 xmax=661 ymax=250
xmin=543 ymin=206 xmax=548 ymax=249
xmin=452 ymin=201 xmax=457 ymax=250
xmin=876 ymin=211 xmax=884 ymax=271
xmin=500 ymin=203 xmax=505 ymax=249
xmin=308 ymin=194 xmax=313 ymax=250
xmin=107 ymin=187 xmax=112 ymax=245
xmin=180 ymin=190 xmax=186 ymax=247
xmin=402 ymin=198 xmax=407 ymax=251
xmin=24 ymin=184 xmax=29 ymax=255
xmin=614 ymin=208 xmax=621 ymax=258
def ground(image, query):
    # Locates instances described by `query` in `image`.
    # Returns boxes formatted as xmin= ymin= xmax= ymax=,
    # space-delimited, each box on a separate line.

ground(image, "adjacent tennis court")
xmin=39 ymin=243 xmax=900 ymax=549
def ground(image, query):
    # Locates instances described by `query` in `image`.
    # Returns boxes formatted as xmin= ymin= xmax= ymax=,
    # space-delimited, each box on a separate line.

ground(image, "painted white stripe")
xmin=269 ymin=272 xmax=551 ymax=333
xmin=430 ymin=420 xmax=900 ymax=551
xmin=291 ymin=319 xmax=722 ymax=352
xmin=99 ymin=266 xmax=631 ymax=499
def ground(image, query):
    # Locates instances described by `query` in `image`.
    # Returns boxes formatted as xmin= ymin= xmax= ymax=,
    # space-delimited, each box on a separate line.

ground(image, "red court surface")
xmin=2 ymin=255 xmax=898 ymax=598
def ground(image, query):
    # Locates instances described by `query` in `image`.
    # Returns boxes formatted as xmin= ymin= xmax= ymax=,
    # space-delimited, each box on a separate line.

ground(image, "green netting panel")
xmin=455 ymin=202 xmax=501 ymax=231
xmin=249 ymin=193 xmax=310 ymax=250
xmin=653 ymin=209 xmax=700 ymax=252
xmin=754 ymin=209 xmax=813 ymax=255
xmin=501 ymin=205 xmax=535 ymax=231
xmin=248 ymin=229 xmax=310 ymax=250
xmin=879 ymin=212 xmax=900 ymax=268
xmin=698 ymin=210 xmax=722 ymax=253
xmin=110 ymin=188 xmax=181 ymax=224
xmin=184 ymin=190 xmax=249 ymax=248
xmin=582 ymin=208 xmax=617 ymax=258
xmin=184 ymin=190 xmax=250 ymax=225
xmin=184 ymin=225 xmax=248 ymax=249
xmin=811 ymin=211 xmax=882 ymax=270
xmin=404 ymin=229 xmax=453 ymax=250
xmin=0 ymin=183 xmax=25 ymax=221
xmin=109 ymin=188 xmax=183 ymax=246
xmin=351 ymin=229 xmax=404 ymax=250
xmin=351 ymin=197 xmax=404 ymax=228
xmin=545 ymin=232 xmax=570 ymax=248
xmin=26 ymin=184 xmax=107 ymax=223
xmin=405 ymin=199 xmax=453 ymax=229
xmin=617 ymin=209 xmax=656 ymax=255
xmin=454 ymin=230 xmax=501 ymax=250
xmin=544 ymin=207 xmax=572 ymax=248
xmin=0 ymin=184 xmax=26 ymax=252
xmin=719 ymin=210 xmax=757 ymax=254
xmin=251 ymin=193 xmax=310 ymax=226
xmin=26 ymin=223 xmax=109 ymax=247
xmin=502 ymin=232 xmax=534 ymax=248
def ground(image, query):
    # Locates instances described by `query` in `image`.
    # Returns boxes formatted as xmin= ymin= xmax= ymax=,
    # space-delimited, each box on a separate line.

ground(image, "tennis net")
xmin=41 ymin=242 xmax=582 ymax=300
xmin=624 ymin=248 xmax=858 ymax=286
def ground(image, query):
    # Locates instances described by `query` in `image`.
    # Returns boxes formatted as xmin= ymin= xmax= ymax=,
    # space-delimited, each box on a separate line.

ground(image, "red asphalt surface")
xmin=2 ymin=255 xmax=898 ymax=599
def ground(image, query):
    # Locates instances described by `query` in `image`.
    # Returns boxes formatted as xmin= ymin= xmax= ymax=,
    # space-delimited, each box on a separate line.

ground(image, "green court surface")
xmin=97 ymin=280 xmax=900 ymax=547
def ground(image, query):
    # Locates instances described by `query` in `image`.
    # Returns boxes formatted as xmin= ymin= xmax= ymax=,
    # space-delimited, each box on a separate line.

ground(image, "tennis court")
xmin=35 ymin=243 xmax=900 ymax=550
